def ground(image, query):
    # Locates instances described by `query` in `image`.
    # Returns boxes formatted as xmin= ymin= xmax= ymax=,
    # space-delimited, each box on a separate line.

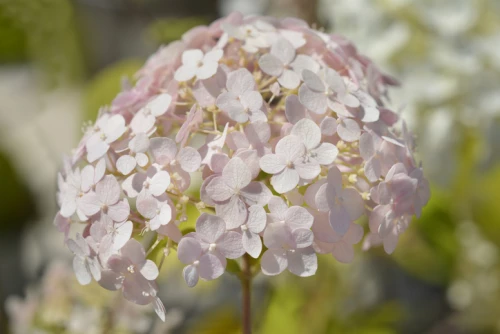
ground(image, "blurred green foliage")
xmin=0 ymin=7 xmax=27 ymax=62
xmin=0 ymin=149 xmax=37 ymax=231
xmin=84 ymin=59 xmax=143 ymax=121
xmin=0 ymin=0 xmax=84 ymax=86
xmin=147 ymin=17 xmax=210 ymax=44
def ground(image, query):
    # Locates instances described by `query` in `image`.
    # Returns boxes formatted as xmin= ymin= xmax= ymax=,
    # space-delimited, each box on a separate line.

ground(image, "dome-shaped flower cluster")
xmin=55 ymin=12 xmax=430 ymax=319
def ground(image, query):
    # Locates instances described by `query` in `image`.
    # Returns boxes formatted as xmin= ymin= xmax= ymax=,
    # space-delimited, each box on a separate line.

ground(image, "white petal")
xmin=329 ymin=204 xmax=351 ymax=236
xmin=117 ymin=155 xmax=137 ymax=175
xmin=223 ymin=157 xmax=252 ymax=190
xmin=136 ymin=153 xmax=149 ymax=167
xmin=259 ymin=154 xmax=286 ymax=174
xmin=226 ymin=68 xmax=255 ymax=95
xmin=261 ymin=249 xmax=288 ymax=276
xmin=302 ymin=69 xmax=325 ymax=92
xmin=177 ymin=147 xmax=201 ymax=172
xmin=337 ymin=118 xmax=361 ymax=142
xmin=215 ymin=196 xmax=248 ymax=229
xmin=312 ymin=143 xmax=338 ymax=165
xmin=140 ymin=259 xmax=159 ymax=280
xmin=320 ymin=117 xmax=337 ymax=136
xmin=258 ymin=54 xmax=283 ymax=77
xmin=177 ymin=237 xmax=202 ymax=264
xmin=183 ymin=265 xmax=199 ymax=287
xmin=298 ymin=85 xmax=327 ymax=114
xmin=203 ymin=49 xmax=223 ymax=63
xmin=243 ymin=231 xmax=263 ymax=258
xmin=285 ymin=206 xmax=314 ymax=230
xmin=149 ymin=137 xmax=177 ymax=165
xmin=198 ymin=253 xmax=225 ymax=280
xmin=73 ymin=257 xmax=92 ymax=285
xmin=182 ymin=49 xmax=203 ymax=64
xmin=291 ymin=228 xmax=314 ymax=248
xmin=149 ymin=171 xmax=170 ymax=196
xmin=206 ymin=176 xmax=234 ymax=202
xmin=240 ymin=182 xmax=272 ymax=206
xmin=196 ymin=61 xmax=218 ymax=80
xmin=175 ymin=65 xmax=197 ymax=82
xmin=107 ymin=199 xmax=130 ymax=222
xmin=196 ymin=213 xmax=226 ymax=243
xmin=275 ymin=135 xmax=305 ymax=162
xmin=96 ymin=175 xmax=121 ymax=205
xmin=246 ymin=205 xmax=267 ymax=233
xmin=78 ymin=192 xmax=101 ymax=217
xmin=146 ymin=93 xmax=172 ymax=117
xmin=278 ymin=69 xmax=300 ymax=89
xmin=286 ymin=247 xmax=317 ymax=277
xmin=271 ymin=168 xmax=299 ymax=194
xmin=218 ymin=231 xmax=245 ymax=259
xmin=291 ymin=118 xmax=321 ymax=150
xmin=295 ymin=161 xmax=321 ymax=180
xmin=113 ymin=221 xmax=133 ymax=250
xmin=271 ymin=38 xmax=295 ymax=65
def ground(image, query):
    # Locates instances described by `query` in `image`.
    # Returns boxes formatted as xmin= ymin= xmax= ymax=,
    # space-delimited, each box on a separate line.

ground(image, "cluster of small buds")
xmin=54 ymin=12 xmax=430 ymax=319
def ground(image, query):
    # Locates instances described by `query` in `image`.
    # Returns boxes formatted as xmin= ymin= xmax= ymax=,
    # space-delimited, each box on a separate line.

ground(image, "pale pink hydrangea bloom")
xmin=54 ymin=12 xmax=429 ymax=320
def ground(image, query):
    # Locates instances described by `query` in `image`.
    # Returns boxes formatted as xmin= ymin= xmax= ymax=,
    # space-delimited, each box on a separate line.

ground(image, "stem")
xmin=241 ymin=254 xmax=252 ymax=334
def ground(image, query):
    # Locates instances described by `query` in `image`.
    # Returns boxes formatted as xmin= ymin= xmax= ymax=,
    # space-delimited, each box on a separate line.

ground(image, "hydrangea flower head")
xmin=55 ymin=12 xmax=429 ymax=320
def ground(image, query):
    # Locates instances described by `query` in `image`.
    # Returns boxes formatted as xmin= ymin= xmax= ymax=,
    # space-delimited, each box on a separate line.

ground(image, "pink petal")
xmin=215 ymin=196 xmax=248 ymax=229
xmin=78 ymin=192 xmax=101 ymax=217
xmin=206 ymin=176 xmax=233 ymax=202
xmin=275 ymin=135 xmax=305 ymax=162
xmin=291 ymin=228 xmax=314 ymax=248
xmin=285 ymin=206 xmax=314 ymax=230
xmin=226 ymin=68 xmax=255 ymax=95
xmin=198 ymin=253 xmax=225 ymax=280
xmin=285 ymin=95 xmax=307 ymax=124
xmin=196 ymin=213 xmax=226 ymax=243
xmin=121 ymin=239 xmax=146 ymax=268
xmin=312 ymin=143 xmax=338 ymax=165
xmin=178 ymin=147 xmax=201 ymax=172
xmin=291 ymin=118 xmax=321 ymax=150
xmin=218 ymin=231 xmax=245 ymax=259
xmin=149 ymin=137 xmax=177 ymax=165
xmin=107 ymin=199 xmax=130 ymax=222
xmin=271 ymin=38 xmax=295 ymax=65
xmin=341 ymin=188 xmax=365 ymax=221
xmin=177 ymin=237 xmax=202 ymax=264
xmin=302 ymin=69 xmax=325 ymax=92
xmin=96 ymin=175 xmax=121 ymax=206
xmin=240 ymin=182 xmax=272 ymax=206
xmin=331 ymin=242 xmax=354 ymax=263
xmin=337 ymin=118 xmax=361 ymax=142
xmin=258 ymin=54 xmax=283 ymax=77
xmin=222 ymin=157 xmax=251 ymax=190
xmin=329 ymin=203 xmax=351 ymax=236
xmin=278 ymin=69 xmax=300 ymax=89
xmin=298 ymin=85 xmax=327 ymax=114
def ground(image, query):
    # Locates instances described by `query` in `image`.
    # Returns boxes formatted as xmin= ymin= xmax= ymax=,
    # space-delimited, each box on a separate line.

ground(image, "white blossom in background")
xmin=319 ymin=0 xmax=500 ymax=184
xmin=54 ymin=12 xmax=429 ymax=320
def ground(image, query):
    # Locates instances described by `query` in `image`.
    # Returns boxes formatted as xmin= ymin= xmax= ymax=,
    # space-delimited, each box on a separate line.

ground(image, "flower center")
xmin=127 ymin=265 xmax=135 ymax=274
xmin=209 ymin=243 xmax=217 ymax=252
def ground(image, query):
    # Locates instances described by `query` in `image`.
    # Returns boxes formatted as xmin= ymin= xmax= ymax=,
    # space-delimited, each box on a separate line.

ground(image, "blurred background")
xmin=0 ymin=0 xmax=499 ymax=333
